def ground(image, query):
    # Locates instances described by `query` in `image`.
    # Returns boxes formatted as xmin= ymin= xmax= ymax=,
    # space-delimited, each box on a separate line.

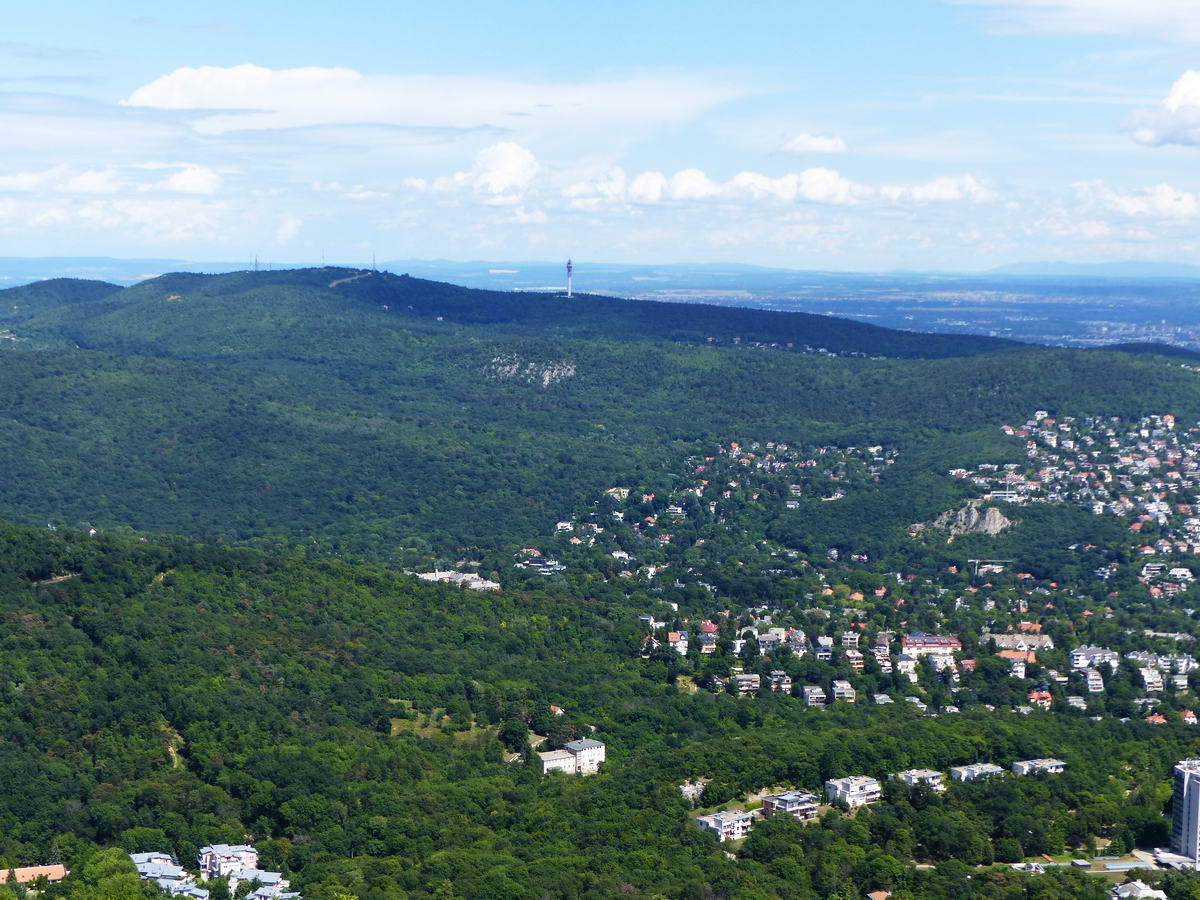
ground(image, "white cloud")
xmin=344 ymin=185 xmax=390 ymax=200
xmin=1034 ymin=216 xmax=1114 ymax=239
xmin=0 ymin=167 xmax=63 ymax=191
xmin=473 ymin=142 xmax=539 ymax=194
xmin=1075 ymin=178 xmax=1199 ymax=219
xmin=504 ymin=207 xmax=547 ymax=224
xmin=122 ymin=64 xmax=744 ymax=136
xmin=276 ymin=215 xmax=301 ymax=243
xmin=781 ymin=133 xmax=848 ymax=154
xmin=667 ymin=168 xmax=721 ymax=201
xmin=881 ymin=175 xmax=997 ymax=203
xmin=950 ymin=1 xmax=1200 ymax=42
xmin=794 ymin=168 xmax=870 ymax=204
xmin=164 ymin=165 xmax=224 ymax=194
xmin=629 ymin=171 xmax=667 ymax=203
xmin=406 ymin=142 xmax=539 ymax=202
xmin=1130 ymin=70 xmax=1200 ymax=146
xmin=58 ymin=170 xmax=123 ymax=194
xmin=562 ymin=165 xmax=993 ymax=208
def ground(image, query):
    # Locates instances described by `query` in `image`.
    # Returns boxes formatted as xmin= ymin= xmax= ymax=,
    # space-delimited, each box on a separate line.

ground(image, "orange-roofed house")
xmin=0 ymin=866 xmax=67 ymax=884
xmin=998 ymin=649 xmax=1037 ymax=664
xmin=1146 ymin=713 xmax=1168 ymax=725
xmin=1017 ymin=622 xmax=1042 ymax=634
xmin=1028 ymin=690 xmax=1052 ymax=710
xmin=1184 ymin=709 xmax=1198 ymax=725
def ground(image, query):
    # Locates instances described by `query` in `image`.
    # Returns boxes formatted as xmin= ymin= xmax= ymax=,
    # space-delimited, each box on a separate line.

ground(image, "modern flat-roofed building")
xmin=697 ymin=810 xmax=754 ymax=842
xmin=826 ymin=775 xmax=881 ymax=807
xmin=1173 ymin=759 xmax=1200 ymax=864
xmin=950 ymin=762 xmax=1005 ymax=782
xmin=831 ymin=680 xmax=856 ymax=702
xmin=802 ymin=685 xmax=827 ymax=707
xmin=1012 ymin=758 xmax=1066 ymax=776
xmin=891 ymin=768 xmax=946 ymax=791
xmin=761 ymin=790 xmax=820 ymax=821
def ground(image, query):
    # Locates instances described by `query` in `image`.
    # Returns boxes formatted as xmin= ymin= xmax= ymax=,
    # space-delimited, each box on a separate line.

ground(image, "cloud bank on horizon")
xmin=0 ymin=0 xmax=1198 ymax=270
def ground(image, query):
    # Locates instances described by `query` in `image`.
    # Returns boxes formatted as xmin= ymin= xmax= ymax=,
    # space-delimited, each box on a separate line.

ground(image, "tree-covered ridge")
xmin=1 ymin=270 xmax=1199 ymax=556
xmin=3 ymin=521 xmax=1200 ymax=900
xmin=3 ymin=268 xmax=1021 ymax=360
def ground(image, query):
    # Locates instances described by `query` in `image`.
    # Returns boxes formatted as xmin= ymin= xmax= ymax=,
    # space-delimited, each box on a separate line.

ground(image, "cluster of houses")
xmin=543 ymin=438 xmax=899 ymax=582
xmin=413 ymin=569 xmax=500 ymax=591
xmin=954 ymin=412 xmax=1200 ymax=559
xmin=696 ymin=759 xmax=1066 ymax=842
xmin=513 ymin=550 xmax=566 ymax=575
xmin=538 ymin=739 xmax=606 ymax=775
xmin=130 ymin=845 xmax=299 ymax=899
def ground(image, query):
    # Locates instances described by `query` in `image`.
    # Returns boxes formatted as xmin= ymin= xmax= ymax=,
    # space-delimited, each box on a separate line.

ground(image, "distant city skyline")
xmin=2 ymin=1 xmax=1200 ymax=269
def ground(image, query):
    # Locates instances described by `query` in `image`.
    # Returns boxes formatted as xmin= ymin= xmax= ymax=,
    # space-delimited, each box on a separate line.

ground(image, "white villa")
xmin=539 ymin=739 xmax=606 ymax=774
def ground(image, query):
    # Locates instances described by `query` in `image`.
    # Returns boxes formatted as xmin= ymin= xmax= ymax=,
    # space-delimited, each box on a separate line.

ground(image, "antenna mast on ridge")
xmin=566 ymin=258 xmax=573 ymax=298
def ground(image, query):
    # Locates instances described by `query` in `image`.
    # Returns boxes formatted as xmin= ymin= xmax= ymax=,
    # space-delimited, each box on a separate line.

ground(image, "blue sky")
xmin=2 ymin=0 xmax=1199 ymax=270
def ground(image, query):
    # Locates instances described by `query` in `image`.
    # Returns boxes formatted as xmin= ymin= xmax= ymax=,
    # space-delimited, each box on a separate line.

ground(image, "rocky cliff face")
xmin=911 ymin=500 xmax=1013 ymax=539
xmin=933 ymin=500 xmax=1013 ymax=536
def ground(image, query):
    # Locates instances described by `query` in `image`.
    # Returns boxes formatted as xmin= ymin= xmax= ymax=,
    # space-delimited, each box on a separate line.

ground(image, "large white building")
xmin=539 ymin=739 xmax=606 ymax=774
xmin=1012 ymin=758 xmax=1066 ymax=776
xmin=696 ymin=810 xmax=754 ymax=842
xmin=198 ymin=846 xmax=258 ymax=880
xmin=825 ymin=775 xmax=881 ymax=807
xmin=891 ymin=768 xmax=946 ymax=791
xmin=761 ymin=790 xmax=820 ymax=821
xmin=950 ymin=763 xmax=1005 ymax=782
xmin=1173 ymin=759 xmax=1200 ymax=864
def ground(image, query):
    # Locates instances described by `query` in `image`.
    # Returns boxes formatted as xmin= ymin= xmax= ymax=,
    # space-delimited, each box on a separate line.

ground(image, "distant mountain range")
xmin=987 ymin=261 xmax=1200 ymax=278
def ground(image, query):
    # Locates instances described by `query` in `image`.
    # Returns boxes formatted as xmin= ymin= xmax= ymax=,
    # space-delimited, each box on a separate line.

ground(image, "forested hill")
xmin=0 ymin=519 xmax=1190 ymax=900
xmin=0 ymin=267 xmax=1198 ymax=554
xmin=0 ymin=267 xmax=1017 ymax=360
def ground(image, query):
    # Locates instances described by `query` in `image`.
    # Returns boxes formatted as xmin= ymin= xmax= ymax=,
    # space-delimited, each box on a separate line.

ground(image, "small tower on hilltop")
xmin=566 ymin=258 xmax=573 ymax=298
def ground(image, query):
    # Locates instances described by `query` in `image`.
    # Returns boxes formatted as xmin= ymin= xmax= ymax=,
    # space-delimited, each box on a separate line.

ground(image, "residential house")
xmin=802 ymin=685 xmax=827 ymax=707
xmin=761 ymin=790 xmax=820 ymax=821
xmin=826 ymin=775 xmax=882 ymax=807
xmin=198 ymin=846 xmax=258 ymax=881
xmin=1027 ymin=690 xmax=1053 ymax=710
xmin=901 ymin=633 xmax=962 ymax=658
xmin=539 ymin=739 xmax=606 ymax=775
xmin=891 ymin=768 xmax=946 ymax=792
xmin=769 ymin=670 xmax=792 ymax=694
xmin=1012 ymin=758 xmax=1066 ymax=776
xmin=696 ymin=810 xmax=754 ymax=842
xmin=735 ymin=673 xmax=761 ymax=694
xmin=1070 ymin=645 xmax=1119 ymax=670
xmin=1110 ymin=881 xmax=1167 ymax=899
xmin=831 ymin=680 xmax=856 ymax=702
xmin=0 ymin=866 xmax=68 ymax=885
xmin=986 ymin=633 xmax=1055 ymax=652
xmin=950 ymin=763 xmax=1005 ymax=782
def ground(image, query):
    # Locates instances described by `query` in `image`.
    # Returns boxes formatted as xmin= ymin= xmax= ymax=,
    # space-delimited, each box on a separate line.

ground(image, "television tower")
xmin=566 ymin=258 xmax=573 ymax=298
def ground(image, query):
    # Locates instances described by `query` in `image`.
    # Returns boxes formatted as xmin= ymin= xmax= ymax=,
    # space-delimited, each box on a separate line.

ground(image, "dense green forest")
xmin=1 ymin=521 xmax=1199 ymax=900
xmin=1 ymin=269 xmax=1198 ymax=557
xmin=7 ymin=270 xmax=1200 ymax=898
